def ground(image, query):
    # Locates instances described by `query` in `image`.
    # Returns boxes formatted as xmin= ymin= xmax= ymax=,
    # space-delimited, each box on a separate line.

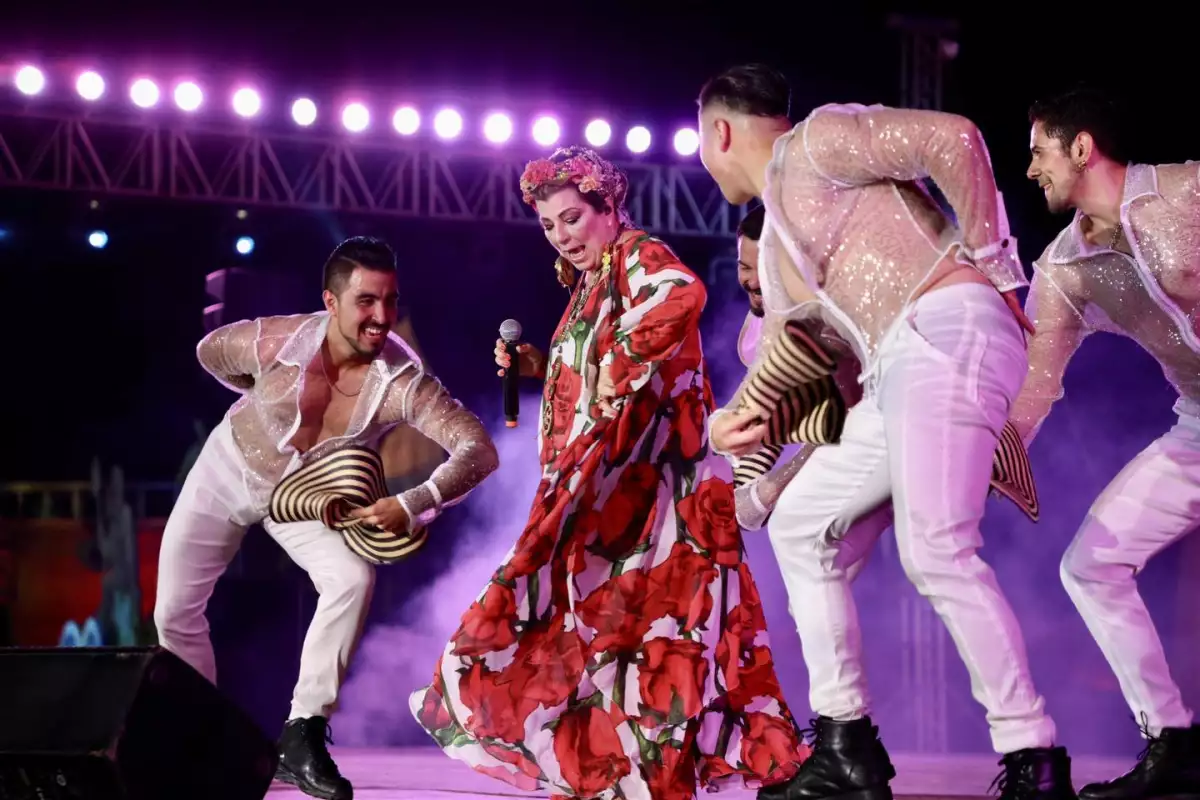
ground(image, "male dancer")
xmin=730 ymin=209 xmax=892 ymax=603
xmin=1015 ymin=86 xmax=1200 ymax=799
xmin=731 ymin=204 xmax=808 ymax=530
xmin=156 ymin=236 xmax=499 ymax=800
xmin=696 ymin=64 xmax=1074 ymax=800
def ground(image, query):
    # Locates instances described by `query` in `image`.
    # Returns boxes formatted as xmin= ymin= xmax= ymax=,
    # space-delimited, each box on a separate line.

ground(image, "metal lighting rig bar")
xmin=888 ymin=14 xmax=959 ymax=111
xmin=0 ymin=109 xmax=741 ymax=240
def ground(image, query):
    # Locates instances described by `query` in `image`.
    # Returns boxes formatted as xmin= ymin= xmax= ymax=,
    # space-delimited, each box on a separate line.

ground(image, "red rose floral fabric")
xmin=410 ymin=233 xmax=808 ymax=800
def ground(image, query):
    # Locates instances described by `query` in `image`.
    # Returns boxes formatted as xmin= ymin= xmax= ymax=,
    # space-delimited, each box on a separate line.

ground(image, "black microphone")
xmin=499 ymin=319 xmax=522 ymax=428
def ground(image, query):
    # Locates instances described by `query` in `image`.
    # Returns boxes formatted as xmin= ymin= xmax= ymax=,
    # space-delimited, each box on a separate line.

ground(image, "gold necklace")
xmin=321 ymin=353 xmax=364 ymax=397
xmin=554 ymin=249 xmax=613 ymax=345
xmin=1108 ymin=222 xmax=1123 ymax=251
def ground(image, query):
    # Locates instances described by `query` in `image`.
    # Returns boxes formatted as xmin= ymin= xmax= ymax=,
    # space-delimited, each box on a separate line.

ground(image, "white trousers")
xmin=1061 ymin=406 xmax=1200 ymax=735
xmin=153 ymin=416 xmax=375 ymax=721
xmin=769 ymin=283 xmax=1056 ymax=754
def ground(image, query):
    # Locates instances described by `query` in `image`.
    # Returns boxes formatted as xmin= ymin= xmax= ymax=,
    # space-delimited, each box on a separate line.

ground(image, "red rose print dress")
xmin=410 ymin=232 xmax=808 ymax=800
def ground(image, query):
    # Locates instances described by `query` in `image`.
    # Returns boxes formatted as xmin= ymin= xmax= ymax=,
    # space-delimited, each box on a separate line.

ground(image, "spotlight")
xmin=232 ymin=87 xmax=262 ymax=118
xmin=626 ymin=125 xmax=651 ymax=154
xmin=341 ymin=102 xmax=369 ymax=132
xmin=75 ymin=71 xmax=105 ymax=101
xmin=584 ymin=119 xmax=612 ymax=147
xmin=173 ymin=81 xmax=203 ymax=112
xmin=433 ymin=108 xmax=463 ymax=140
xmin=672 ymin=127 xmax=699 ymax=156
xmin=392 ymin=106 xmax=420 ymax=135
xmin=483 ymin=112 xmax=513 ymax=144
xmin=14 ymin=65 xmax=45 ymax=96
xmin=532 ymin=116 xmax=560 ymax=147
xmin=130 ymin=78 xmax=160 ymax=109
xmin=235 ymin=236 xmax=255 ymax=255
xmin=88 ymin=230 xmax=108 ymax=249
xmin=291 ymin=98 xmax=317 ymax=126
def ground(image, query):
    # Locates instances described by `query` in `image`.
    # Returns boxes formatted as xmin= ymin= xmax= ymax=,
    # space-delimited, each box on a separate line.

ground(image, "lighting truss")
xmin=0 ymin=109 xmax=741 ymax=239
xmin=887 ymin=14 xmax=959 ymax=111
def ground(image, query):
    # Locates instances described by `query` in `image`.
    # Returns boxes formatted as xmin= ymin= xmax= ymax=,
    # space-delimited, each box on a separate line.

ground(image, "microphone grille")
xmin=499 ymin=319 xmax=522 ymax=341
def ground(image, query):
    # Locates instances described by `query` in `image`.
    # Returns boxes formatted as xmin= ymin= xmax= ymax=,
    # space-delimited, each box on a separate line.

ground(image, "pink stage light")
xmin=173 ymin=81 xmax=203 ymax=112
xmin=15 ymin=65 xmax=46 ymax=96
xmin=531 ymin=116 xmax=560 ymax=147
xmin=291 ymin=98 xmax=317 ymax=126
xmin=75 ymin=71 xmax=105 ymax=101
xmin=433 ymin=108 xmax=463 ymax=140
xmin=392 ymin=106 xmax=420 ymax=135
xmin=232 ymin=87 xmax=262 ymax=118
xmin=625 ymin=125 xmax=651 ymax=154
xmin=130 ymin=78 xmax=160 ymax=109
xmin=584 ymin=119 xmax=612 ymax=147
xmin=673 ymin=127 xmax=699 ymax=156
xmin=483 ymin=112 xmax=513 ymax=143
xmin=341 ymin=102 xmax=369 ymax=132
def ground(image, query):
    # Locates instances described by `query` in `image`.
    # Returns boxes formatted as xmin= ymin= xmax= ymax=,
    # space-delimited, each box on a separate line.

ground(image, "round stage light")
xmin=291 ymin=98 xmax=317 ymax=126
xmin=232 ymin=87 xmax=262 ymax=118
xmin=130 ymin=78 xmax=160 ymax=109
xmin=532 ymin=116 xmax=560 ymax=147
xmin=342 ymin=102 xmax=370 ymax=132
xmin=673 ymin=127 xmax=699 ymax=156
xmin=584 ymin=119 xmax=612 ymax=147
xmin=15 ymin=65 xmax=46 ymax=96
xmin=392 ymin=106 xmax=420 ymax=135
xmin=76 ymin=71 xmax=105 ymax=101
xmin=483 ymin=112 xmax=513 ymax=144
xmin=626 ymin=125 xmax=651 ymax=154
xmin=174 ymin=81 xmax=203 ymax=112
xmin=433 ymin=108 xmax=463 ymax=140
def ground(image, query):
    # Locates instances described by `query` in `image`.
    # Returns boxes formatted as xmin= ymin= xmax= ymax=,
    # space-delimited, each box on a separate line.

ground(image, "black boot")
xmin=758 ymin=716 xmax=896 ymax=800
xmin=275 ymin=717 xmax=354 ymax=800
xmin=991 ymin=747 xmax=1077 ymax=800
xmin=1078 ymin=723 xmax=1200 ymax=800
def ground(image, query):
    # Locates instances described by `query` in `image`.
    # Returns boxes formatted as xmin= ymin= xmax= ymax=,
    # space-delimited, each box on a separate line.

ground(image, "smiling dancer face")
xmin=321 ymin=239 xmax=400 ymax=360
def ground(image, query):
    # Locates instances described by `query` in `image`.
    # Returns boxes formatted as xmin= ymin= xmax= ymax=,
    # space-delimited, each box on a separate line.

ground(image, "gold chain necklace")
xmin=1108 ymin=222 xmax=1123 ymax=251
xmin=321 ymin=352 xmax=364 ymax=397
xmin=554 ymin=249 xmax=613 ymax=346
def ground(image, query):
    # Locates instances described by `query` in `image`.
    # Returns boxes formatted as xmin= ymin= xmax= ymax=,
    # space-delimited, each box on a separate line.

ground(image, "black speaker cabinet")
xmin=0 ymin=646 xmax=278 ymax=799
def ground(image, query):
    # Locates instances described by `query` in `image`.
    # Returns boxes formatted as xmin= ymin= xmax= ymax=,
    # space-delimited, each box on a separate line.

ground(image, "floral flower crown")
xmin=519 ymin=146 xmax=631 ymax=226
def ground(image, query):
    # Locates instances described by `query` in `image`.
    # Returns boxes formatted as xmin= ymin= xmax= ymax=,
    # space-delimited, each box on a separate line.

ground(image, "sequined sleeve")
xmin=803 ymin=104 xmax=1026 ymax=291
xmin=1009 ymin=262 xmax=1091 ymax=447
xmin=599 ymin=238 xmax=706 ymax=398
xmin=195 ymin=318 xmax=262 ymax=393
xmin=379 ymin=370 xmax=499 ymax=531
xmin=735 ymin=445 xmax=816 ymax=530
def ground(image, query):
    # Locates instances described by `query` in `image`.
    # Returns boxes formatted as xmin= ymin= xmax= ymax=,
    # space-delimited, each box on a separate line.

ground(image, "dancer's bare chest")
xmin=290 ymin=363 xmax=360 ymax=453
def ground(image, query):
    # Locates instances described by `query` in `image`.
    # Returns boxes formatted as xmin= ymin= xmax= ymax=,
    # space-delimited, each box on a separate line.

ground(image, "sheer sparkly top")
xmin=1010 ymin=162 xmax=1200 ymax=445
xmin=195 ymin=312 xmax=498 ymax=526
xmin=753 ymin=103 xmax=1025 ymax=378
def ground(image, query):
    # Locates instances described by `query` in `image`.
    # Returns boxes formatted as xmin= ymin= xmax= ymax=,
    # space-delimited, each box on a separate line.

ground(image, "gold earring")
xmin=554 ymin=256 xmax=577 ymax=288
xmin=1073 ymin=160 xmax=1087 ymax=173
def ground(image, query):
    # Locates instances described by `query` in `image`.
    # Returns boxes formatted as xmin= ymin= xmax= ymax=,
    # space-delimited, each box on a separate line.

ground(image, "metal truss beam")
xmin=0 ymin=110 xmax=740 ymax=239
xmin=888 ymin=15 xmax=959 ymax=111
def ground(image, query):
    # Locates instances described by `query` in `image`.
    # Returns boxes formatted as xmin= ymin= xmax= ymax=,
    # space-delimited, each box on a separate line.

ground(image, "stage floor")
xmin=266 ymin=748 xmax=1130 ymax=799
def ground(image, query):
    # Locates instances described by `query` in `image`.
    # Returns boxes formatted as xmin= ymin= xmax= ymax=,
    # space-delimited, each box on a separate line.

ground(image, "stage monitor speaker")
xmin=0 ymin=646 xmax=278 ymax=800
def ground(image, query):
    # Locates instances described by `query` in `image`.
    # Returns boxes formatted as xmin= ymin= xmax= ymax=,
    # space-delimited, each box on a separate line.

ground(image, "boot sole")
xmin=760 ymin=784 xmax=894 ymax=800
xmin=275 ymin=762 xmax=353 ymax=800
xmin=834 ymin=787 xmax=894 ymax=800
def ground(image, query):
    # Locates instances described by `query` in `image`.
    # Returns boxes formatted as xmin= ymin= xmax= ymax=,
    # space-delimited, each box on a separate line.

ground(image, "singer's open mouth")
xmin=564 ymin=245 xmax=586 ymax=260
